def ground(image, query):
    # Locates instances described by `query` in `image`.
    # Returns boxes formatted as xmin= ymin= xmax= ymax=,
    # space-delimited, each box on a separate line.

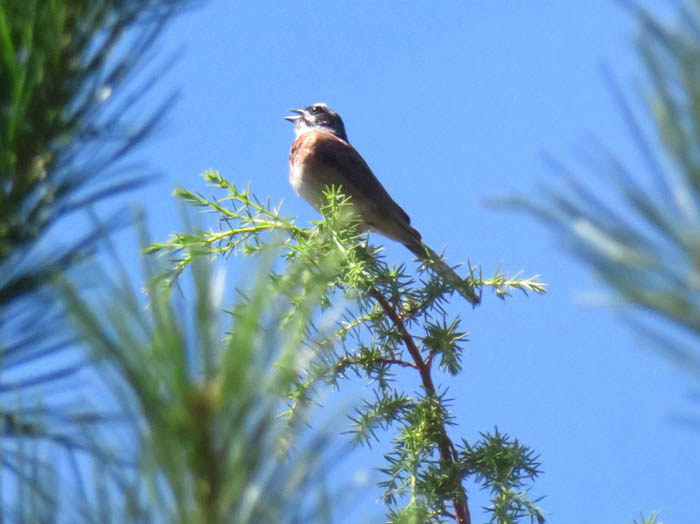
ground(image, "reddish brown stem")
xmin=370 ymin=289 xmax=471 ymax=524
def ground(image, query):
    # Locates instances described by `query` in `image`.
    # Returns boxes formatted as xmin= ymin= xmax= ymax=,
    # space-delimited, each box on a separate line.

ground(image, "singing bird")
xmin=285 ymin=103 xmax=479 ymax=304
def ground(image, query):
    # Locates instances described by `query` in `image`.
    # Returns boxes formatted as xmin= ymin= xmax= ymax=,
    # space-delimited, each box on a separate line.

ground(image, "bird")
xmin=284 ymin=103 xmax=479 ymax=305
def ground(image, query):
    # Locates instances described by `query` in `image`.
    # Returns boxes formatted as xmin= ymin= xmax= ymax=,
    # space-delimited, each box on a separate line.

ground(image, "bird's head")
xmin=285 ymin=103 xmax=348 ymax=141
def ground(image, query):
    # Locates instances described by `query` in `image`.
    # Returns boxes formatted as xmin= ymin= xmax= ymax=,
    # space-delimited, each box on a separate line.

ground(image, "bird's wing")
xmin=310 ymin=131 xmax=412 ymax=226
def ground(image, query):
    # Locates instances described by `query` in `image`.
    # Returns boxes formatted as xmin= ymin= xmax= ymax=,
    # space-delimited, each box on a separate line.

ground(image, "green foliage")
xmin=460 ymin=430 xmax=545 ymax=524
xmin=0 ymin=0 xmax=186 ymax=280
xmin=0 ymin=0 xmax=192 ymax=517
xmin=630 ymin=512 xmax=663 ymax=524
xmin=506 ymin=3 xmax=700 ymax=521
xmin=150 ymin=170 xmax=546 ymax=523
xmin=508 ymin=1 xmax=700 ymax=382
xmin=60 ymin=243 xmax=342 ymax=523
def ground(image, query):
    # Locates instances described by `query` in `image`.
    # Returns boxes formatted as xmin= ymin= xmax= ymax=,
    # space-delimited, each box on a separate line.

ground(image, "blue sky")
xmin=122 ymin=2 xmax=698 ymax=522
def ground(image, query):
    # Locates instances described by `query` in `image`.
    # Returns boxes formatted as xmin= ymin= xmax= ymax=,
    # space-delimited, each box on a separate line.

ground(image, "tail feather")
xmin=405 ymin=240 xmax=480 ymax=305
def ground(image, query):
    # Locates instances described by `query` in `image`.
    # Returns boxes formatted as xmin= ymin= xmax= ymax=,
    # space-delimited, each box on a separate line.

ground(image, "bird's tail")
xmin=405 ymin=240 xmax=481 ymax=305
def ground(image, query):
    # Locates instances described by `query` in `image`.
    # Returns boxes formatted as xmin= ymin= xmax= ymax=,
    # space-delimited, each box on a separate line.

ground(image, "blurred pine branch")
xmin=508 ymin=1 xmax=700 ymax=382
xmin=0 ymin=0 xmax=193 ymax=518
xmin=59 ymin=242 xmax=345 ymax=523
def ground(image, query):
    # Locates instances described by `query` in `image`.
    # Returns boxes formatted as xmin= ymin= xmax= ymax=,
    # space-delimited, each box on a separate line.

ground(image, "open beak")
xmin=284 ymin=108 xmax=304 ymax=122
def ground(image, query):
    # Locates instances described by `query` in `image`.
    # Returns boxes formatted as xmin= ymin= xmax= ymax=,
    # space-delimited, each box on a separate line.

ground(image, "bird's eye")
xmin=310 ymin=105 xmax=322 ymax=114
